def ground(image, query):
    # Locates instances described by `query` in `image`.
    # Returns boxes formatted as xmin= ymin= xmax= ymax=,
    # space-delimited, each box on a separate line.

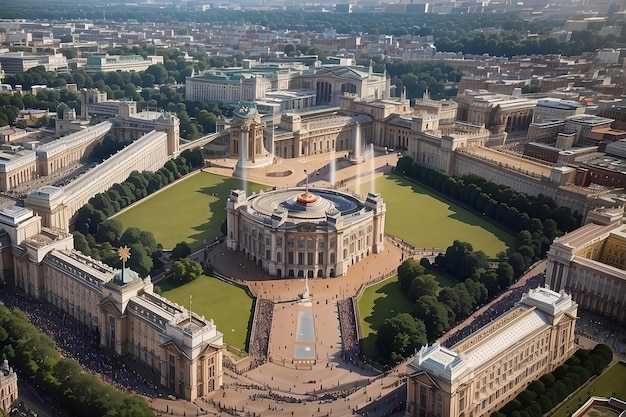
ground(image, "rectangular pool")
xmin=296 ymin=310 xmax=315 ymax=342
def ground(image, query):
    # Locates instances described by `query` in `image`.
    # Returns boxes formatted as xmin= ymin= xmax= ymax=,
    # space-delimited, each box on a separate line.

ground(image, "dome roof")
xmin=248 ymin=188 xmax=363 ymax=222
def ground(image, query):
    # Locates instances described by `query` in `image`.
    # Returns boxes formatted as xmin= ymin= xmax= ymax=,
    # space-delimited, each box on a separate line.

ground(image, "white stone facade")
xmin=226 ymin=187 xmax=385 ymax=278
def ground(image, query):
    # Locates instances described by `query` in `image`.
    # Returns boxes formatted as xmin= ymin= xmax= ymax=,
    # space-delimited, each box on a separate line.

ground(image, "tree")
xmin=398 ymin=259 xmax=425 ymax=291
xmin=171 ymin=258 xmax=203 ymax=282
xmin=196 ymin=109 xmax=217 ymax=134
xmin=96 ymin=219 xmax=123 ymax=245
xmin=145 ymin=64 xmax=168 ymax=85
xmin=496 ymin=262 xmax=515 ymax=289
xmin=283 ymin=43 xmax=297 ymax=56
xmin=171 ymin=241 xmax=191 ymax=260
xmin=408 ymin=274 xmax=440 ymax=300
xmin=126 ymin=243 xmax=152 ymax=277
xmin=375 ymin=313 xmax=427 ymax=364
xmin=396 ymin=156 xmax=413 ymax=174
xmin=414 ymin=295 xmax=450 ymax=340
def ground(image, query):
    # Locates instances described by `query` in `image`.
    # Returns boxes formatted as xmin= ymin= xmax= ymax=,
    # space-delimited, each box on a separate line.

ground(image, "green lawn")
xmin=357 ymin=275 xmax=415 ymax=359
xmin=113 ymin=172 xmax=264 ymax=249
xmin=427 ymin=269 xmax=458 ymax=288
xmin=357 ymin=271 xmax=457 ymax=360
xmin=359 ymin=174 xmax=514 ymax=257
xmin=159 ymin=275 xmax=254 ymax=350
xmin=552 ymin=362 xmax=626 ymax=417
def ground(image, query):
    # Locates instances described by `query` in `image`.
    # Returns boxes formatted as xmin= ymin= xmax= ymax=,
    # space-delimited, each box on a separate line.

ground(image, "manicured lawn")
xmin=427 ymin=269 xmax=458 ymax=288
xmin=159 ymin=275 xmax=254 ymax=350
xmin=357 ymin=271 xmax=457 ymax=360
xmin=552 ymin=362 xmax=626 ymax=417
xmin=113 ymin=172 xmax=265 ymax=249
xmin=357 ymin=275 xmax=415 ymax=359
xmin=359 ymin=174 xmax=514 ymax=257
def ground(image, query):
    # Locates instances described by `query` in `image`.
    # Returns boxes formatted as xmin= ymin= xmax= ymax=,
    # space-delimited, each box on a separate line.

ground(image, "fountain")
xmin=236 ymin=129 xmax=248 ymax=195
xmin=368 ymin=143 xmax=376 ymax=194
xmin=347 ymin=123 xmax=365 ymax=164
xmin=329 ymin=153 xmax=336 ymax=188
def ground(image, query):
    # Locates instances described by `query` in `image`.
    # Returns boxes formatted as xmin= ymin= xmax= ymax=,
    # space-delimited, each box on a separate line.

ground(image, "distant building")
xmin=563 ymin=115 xmax=614 ymax=145
xmin=405 ymin=287 xmax=578 ymax=417
xmin=335 ymin=3 xmax=353 ymax=13
xmin=455 ymin=90 xmax=536 ymax=135
xmin=533 ymin=98 xmax=586 ymax=123
xmin=0 ymin=147 xmax=36 ymax=192
xmin=0 ymin=51 xmax=67 ymax=74
xmin=84 ymin=54 xmax=163 ymax=73
xmin=185 ymin=63 xmax=390 ymax=107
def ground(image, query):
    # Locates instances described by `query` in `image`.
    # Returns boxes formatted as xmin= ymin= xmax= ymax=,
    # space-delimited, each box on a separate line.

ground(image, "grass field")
xmin=113 ymin=172 xmax=265 ymax=249
xmin=358 ymin=271 xmax=457 ymax=359
xmin=552 ymin=362 xmax=626 ymax=417
xmin=159 ymin=275 xmax=254 ymax=350
xmin=359 ymin=174 xmax=514 ymax=257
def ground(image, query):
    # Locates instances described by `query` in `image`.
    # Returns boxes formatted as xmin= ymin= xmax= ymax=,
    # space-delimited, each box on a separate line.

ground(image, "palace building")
xmin=226 ymin=186 xmax=386 ymax=278
xmin=1 ymin=205 xmax=224 ymax=401
xmin=405 ymin=287 xmax=578 ymax=417
xmin=546 ymin=207 xmax=626 ymax=322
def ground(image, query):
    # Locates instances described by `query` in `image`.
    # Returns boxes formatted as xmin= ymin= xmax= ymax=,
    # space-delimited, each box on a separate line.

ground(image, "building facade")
xmin=84 ymin=54 xmax=163 ymax=73
xmin=186 ymin=63 xmax=390 ymax=107
xmin=226 ymin=187 xmax=385 ymax=278
xmin=3 ymin=206 xmax=223 ymax=401
xmin=25 ymin=129 xmax=171 ymax=230
xmin=455 ymin=90 xmax=536 ymax=134
xmin=0 ymin=360 xmax=18 ymax=414
xmin=406 ymin=287 xmax=578 ymax=417
xmin=546 ymin=207 xmax=626 ymax=322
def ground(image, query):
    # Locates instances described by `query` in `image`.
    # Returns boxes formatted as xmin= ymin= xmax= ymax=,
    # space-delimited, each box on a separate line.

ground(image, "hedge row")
xmin=492 ymin=344 xmax=613 ymax=417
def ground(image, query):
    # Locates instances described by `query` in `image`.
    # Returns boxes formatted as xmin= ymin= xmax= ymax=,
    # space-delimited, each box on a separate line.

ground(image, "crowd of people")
xmin=337 ymin=299 xmax=360 ymax=364
xmin=442 ymin=273 xmax=545 ymax=348
xmin=0 ymin=289 xmax=159 ymax=398
xmin=248 ymin=298 xmax=274 ymax=369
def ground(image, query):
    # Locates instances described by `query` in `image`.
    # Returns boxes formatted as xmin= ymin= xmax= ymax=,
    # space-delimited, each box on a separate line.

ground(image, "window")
xmin=420 ymin=386 xmax=427 ymax=406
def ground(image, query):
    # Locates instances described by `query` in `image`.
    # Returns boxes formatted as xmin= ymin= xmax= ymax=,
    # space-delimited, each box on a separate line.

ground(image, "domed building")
xmin=226 ymin=186 xmax=386 ymax=278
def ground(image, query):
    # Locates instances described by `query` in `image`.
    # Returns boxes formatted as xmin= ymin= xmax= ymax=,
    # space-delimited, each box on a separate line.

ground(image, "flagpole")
xmin=189 ymin=294 xmax=192 ymax=324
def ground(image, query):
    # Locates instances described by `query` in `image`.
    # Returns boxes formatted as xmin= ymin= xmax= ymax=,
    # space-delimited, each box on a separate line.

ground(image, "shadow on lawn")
xmin=360 ymin=279 xmax=413 ymax=358
xmin=384 ymin=174 xmax=513 ymax=254
xmin=184 ymin=177 xmax=265 ymax=248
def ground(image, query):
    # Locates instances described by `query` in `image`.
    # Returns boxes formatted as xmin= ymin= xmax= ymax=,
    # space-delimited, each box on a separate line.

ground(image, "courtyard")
xmin=111 ymin=155 xmax=514 ymax=358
